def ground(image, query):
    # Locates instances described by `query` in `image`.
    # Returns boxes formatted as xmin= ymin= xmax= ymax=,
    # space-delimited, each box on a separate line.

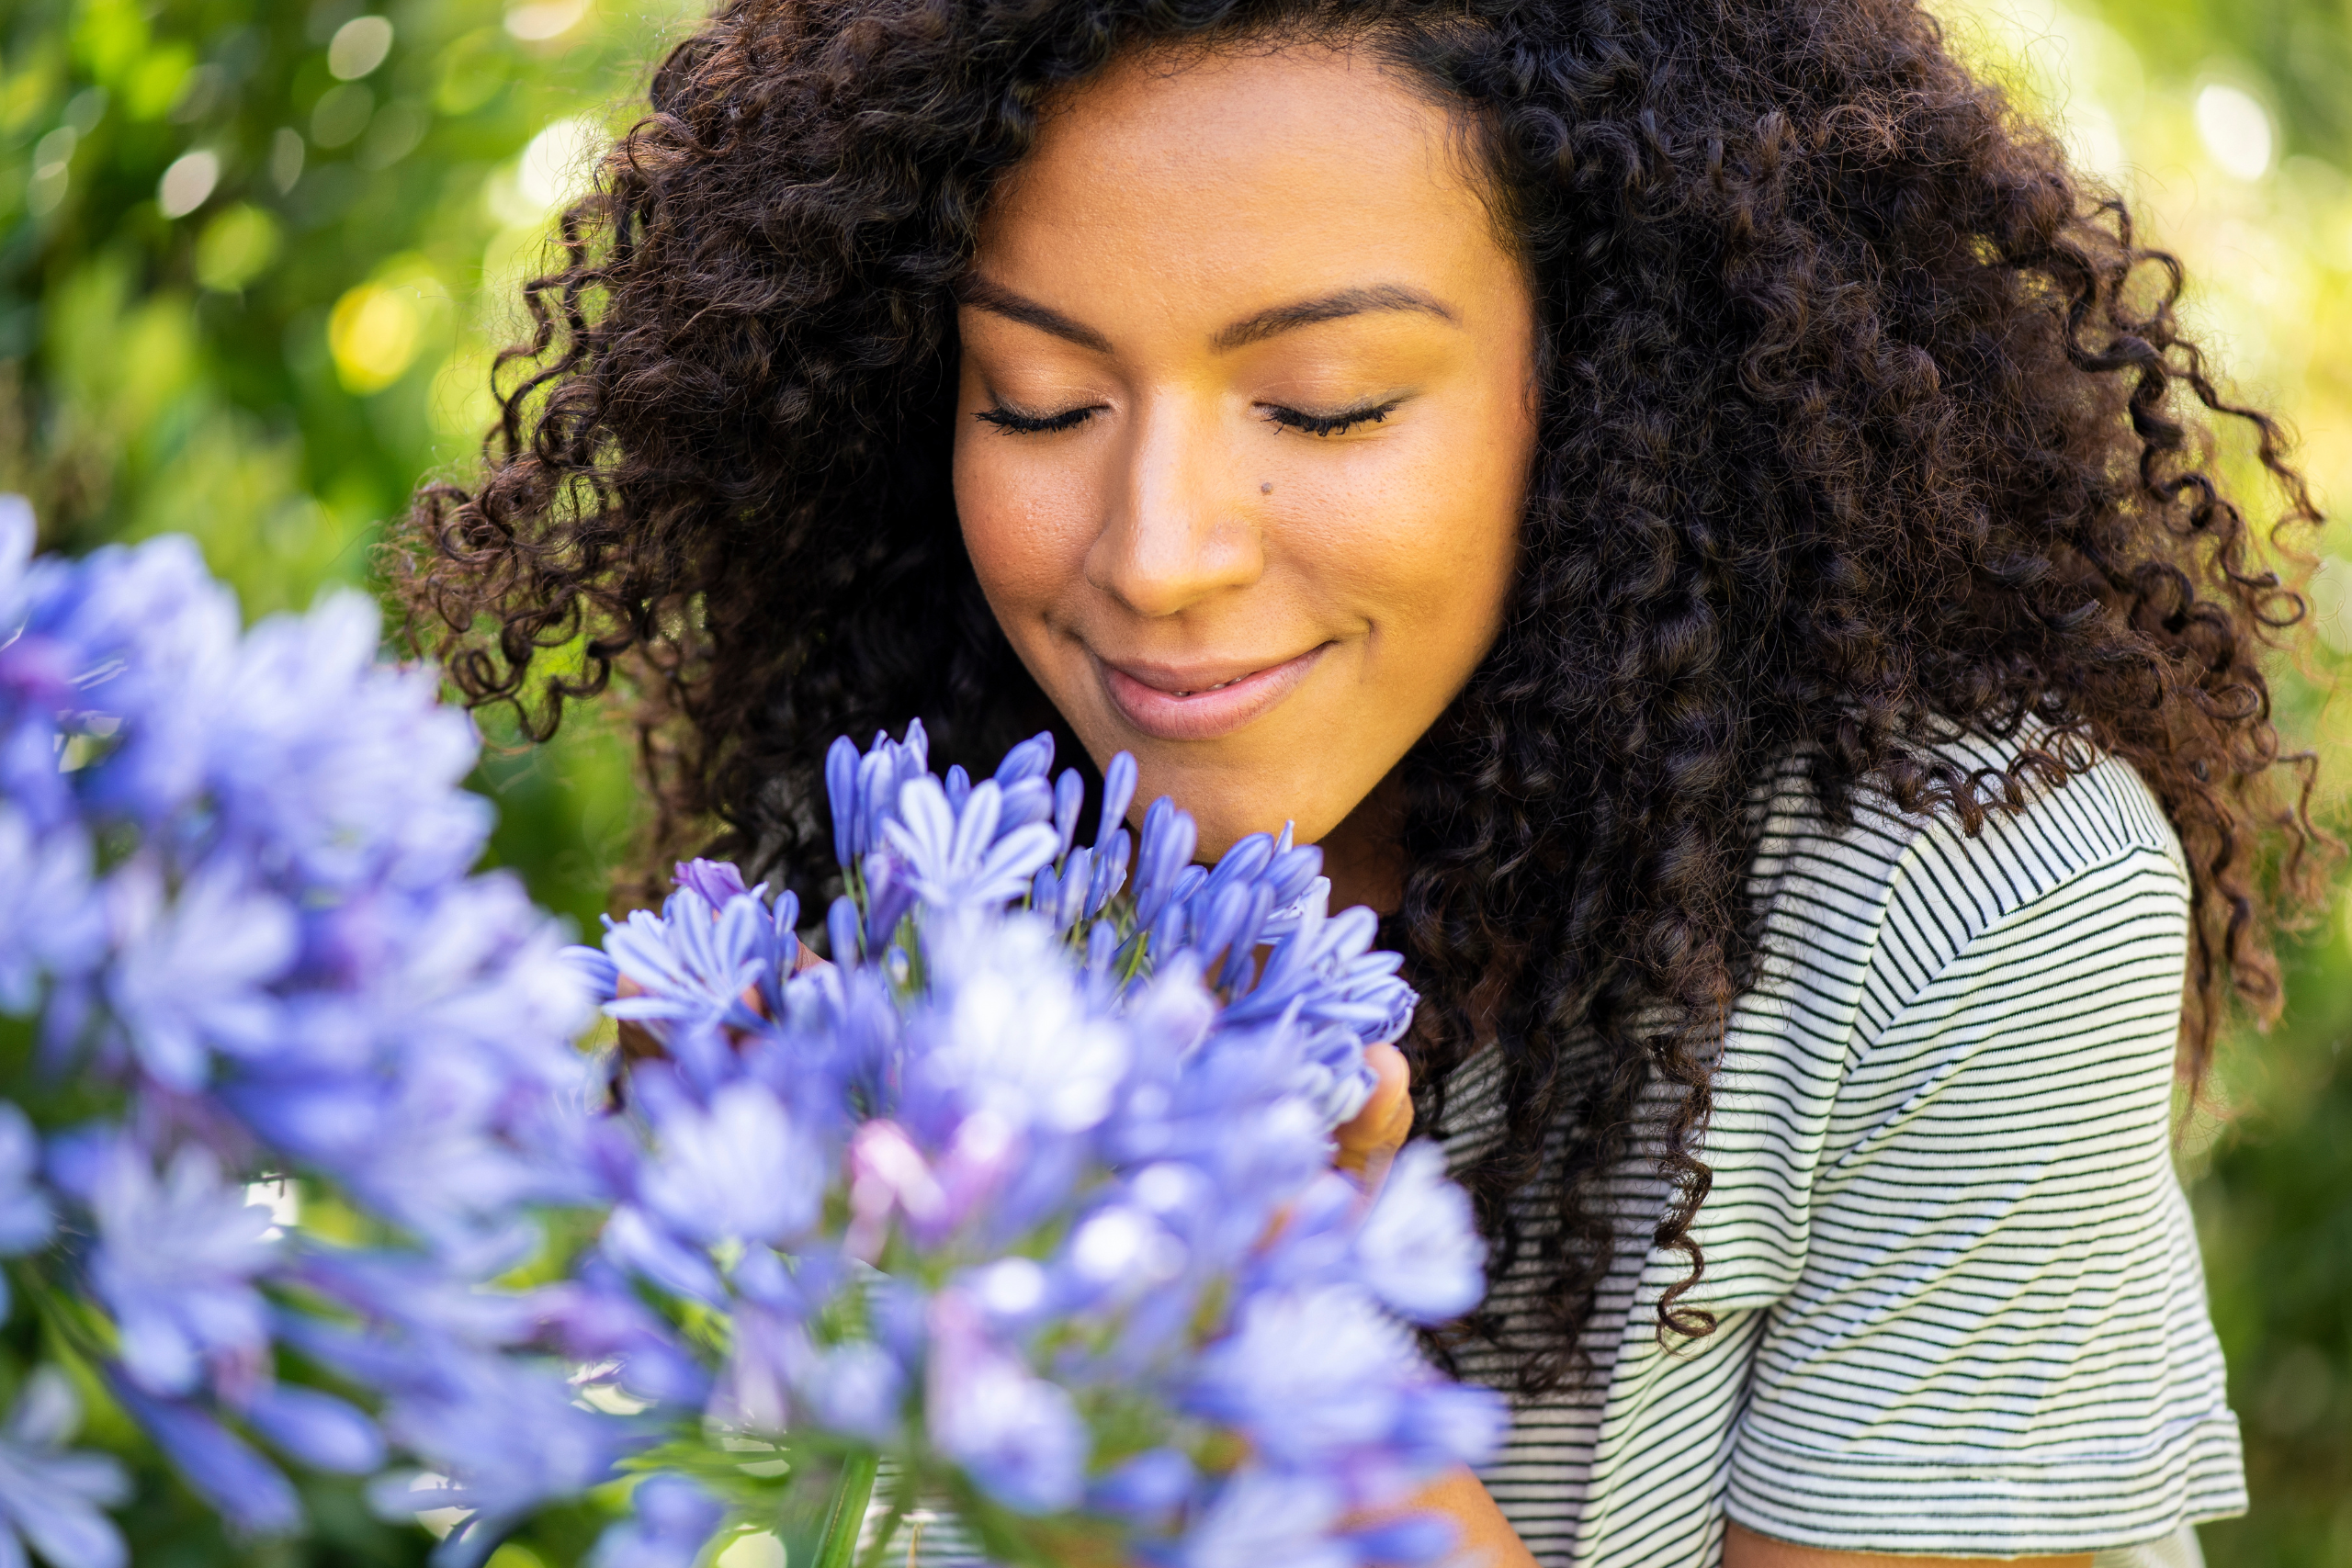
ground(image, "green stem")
xmin=812 ymin=1451 xmax=881 ymax=1568
xmin=851 ymin=1459 xmax=922 ymax=1568
xmin=15 ymin=1258 xmax=113 ymax=1370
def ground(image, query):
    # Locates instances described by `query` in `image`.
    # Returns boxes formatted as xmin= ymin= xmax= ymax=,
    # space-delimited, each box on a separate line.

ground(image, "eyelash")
xmin=974 ymin=403 xmax=1101 ymax=434
xmin=1261 ymin=399 xmax=1400 ymax=437
xmin=975 ymin=398 xmax=1402 ymax=438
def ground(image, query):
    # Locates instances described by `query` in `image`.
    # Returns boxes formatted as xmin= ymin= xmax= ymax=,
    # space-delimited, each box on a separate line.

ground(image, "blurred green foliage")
xmin=1933 ymin=3 xmax=2352 ymax=1562
xmin=0 ymin=0 xmax=658 ymax=944
xmin=0 ymin=0 xmax=2347 ymax=1562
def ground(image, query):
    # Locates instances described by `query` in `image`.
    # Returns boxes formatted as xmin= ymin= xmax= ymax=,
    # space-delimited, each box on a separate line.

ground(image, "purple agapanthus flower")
xmin=369 ymin=1348 xmax=644 ymax=1558
xmin=634 ymin=1077 xmax=827 ymax=1247
xmin=573 ymin=719 xmax=1500 ymax=1566
xmin=1348 ymin=1141 xmax=1488 ymax=1324
xmin=886 ymin=776 xmax=1064 ymax=911
xmin=100 ymin=857 xmax=298 ymax=1089
xmin=109 ymin=1379 xmax=300 ymax=1538
xmin=0 ymin=1105 xmax=55 ymax=1263
xmin=77 ymin=1141 xmax=277 ymax=1400
xmin=0 ymin=510 xmax=644 ymax=1553
xmin=241 ymin=1383 xmax=386 ymax=1476
xmin=0 ymin=1369 xmax=130 ymax=1568
xmin=0 ymin=811 xmax=101 ymax=1013
xmin=586 ymin=1474 xmax=724 ymax=1568
xmin=925 ymin=1290 xmax=1089 ymax=1515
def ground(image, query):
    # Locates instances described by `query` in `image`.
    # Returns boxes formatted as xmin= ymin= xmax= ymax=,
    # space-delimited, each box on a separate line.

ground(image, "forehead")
xmin=976 ymin=44 xmax=1509 ymax=322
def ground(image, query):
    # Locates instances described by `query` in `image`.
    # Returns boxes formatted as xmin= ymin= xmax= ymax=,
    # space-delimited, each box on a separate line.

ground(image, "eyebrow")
xmin=1212 ymin=284 xmax=1457 ymax=350
xmin=956 ymin=275 xmax=1114 ymax=354
xmin=956 ymin=276 xmax=1459 ymax=355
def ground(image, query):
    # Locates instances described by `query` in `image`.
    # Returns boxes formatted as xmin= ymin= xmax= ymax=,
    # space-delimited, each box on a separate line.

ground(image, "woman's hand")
xmin=1331 ymin=1046 xmax=1540 ymax=1566
xmin=612 ymin=943 xmax=829 ymax=1060
xmin=1332 ymin=1039 xmax=1414 ymax=1190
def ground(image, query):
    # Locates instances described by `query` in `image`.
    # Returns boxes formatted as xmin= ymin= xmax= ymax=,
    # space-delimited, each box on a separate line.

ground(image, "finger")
xmin=742 ymin=941 xmax=828 ymax=1025
xmin=1333 ymin=1041 xmax=1413 ymax=1183
xmin=1340 ymin=1041 xmax=1413 ymax=1147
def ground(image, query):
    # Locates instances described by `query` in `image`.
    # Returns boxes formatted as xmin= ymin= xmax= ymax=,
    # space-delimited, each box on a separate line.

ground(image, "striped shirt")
xmin=1440 ymin=732 xmax=2245 ymax=1565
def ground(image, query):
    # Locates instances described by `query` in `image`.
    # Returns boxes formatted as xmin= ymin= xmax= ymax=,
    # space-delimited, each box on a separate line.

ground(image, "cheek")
xmin=1389 ymin=381 xmax=1532 ymax=649
xmin=953 ymin=432 xmax=1096 ymax=626
xmin=1282 ymin=428 xmax=1522 ymax=658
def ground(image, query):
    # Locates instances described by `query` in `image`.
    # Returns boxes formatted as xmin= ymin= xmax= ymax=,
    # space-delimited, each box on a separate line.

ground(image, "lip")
xmin=1099 ymin=645 xmax=1329 ymax=741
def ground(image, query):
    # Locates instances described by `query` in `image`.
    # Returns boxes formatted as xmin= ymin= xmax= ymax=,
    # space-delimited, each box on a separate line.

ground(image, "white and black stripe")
xmin=1442 ymin=732 xmax=2244 ymax=1566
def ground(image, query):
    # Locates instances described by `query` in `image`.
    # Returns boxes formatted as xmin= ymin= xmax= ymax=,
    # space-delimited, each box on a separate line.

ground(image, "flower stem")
xmin=812 ymin=1451 xmax=880 ymax=1568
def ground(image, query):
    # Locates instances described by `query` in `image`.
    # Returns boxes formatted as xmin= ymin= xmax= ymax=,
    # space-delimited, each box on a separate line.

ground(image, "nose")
xmin=1084 ymin=395 xmax=1264 ymax=619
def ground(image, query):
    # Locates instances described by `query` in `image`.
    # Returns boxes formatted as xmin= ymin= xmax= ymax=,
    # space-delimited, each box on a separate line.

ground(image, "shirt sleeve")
xmin=1724 ymin=843 xmax=2246 ymax=1557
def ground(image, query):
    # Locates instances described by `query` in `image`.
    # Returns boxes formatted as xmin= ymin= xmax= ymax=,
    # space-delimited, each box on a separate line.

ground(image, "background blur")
xmin=0 ymin=0 xmax=2345 ymax=1562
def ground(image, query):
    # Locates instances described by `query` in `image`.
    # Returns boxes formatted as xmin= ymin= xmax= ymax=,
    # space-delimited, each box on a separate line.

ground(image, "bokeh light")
xmin=2199 ymin=82 xmax=2276 ymax=180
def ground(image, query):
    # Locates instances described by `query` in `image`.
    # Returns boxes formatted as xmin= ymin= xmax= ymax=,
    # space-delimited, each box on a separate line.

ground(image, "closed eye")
xmin=1259 ymin=398 xmax=1402 ymax=437
xmin=975 ymin=402 xmax=1102 ymax=434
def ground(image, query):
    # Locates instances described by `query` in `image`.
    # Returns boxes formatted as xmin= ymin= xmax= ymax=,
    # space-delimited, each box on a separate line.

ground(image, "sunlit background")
xmin=0 ymin=0 xmax=2346 ymax=1562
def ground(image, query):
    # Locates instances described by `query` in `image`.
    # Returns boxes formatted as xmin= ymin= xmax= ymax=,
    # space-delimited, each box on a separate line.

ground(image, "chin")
xmin=1128 ymin=759 xmax=1350 ymax=863
xmin=1182 ymin=808 xmax=1289 ymax=862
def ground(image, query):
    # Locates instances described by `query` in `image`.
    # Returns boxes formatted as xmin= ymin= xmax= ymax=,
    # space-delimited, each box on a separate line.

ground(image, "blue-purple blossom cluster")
xmin=572 ymin=721 xmax=1501 ymax=1566
xmin=1 ymin=505 xmax=1499 ymax=1568
xmin=0 ymin=502 xmax=619 ymax=1565
xmin=826 ymin=723 xmax=1411 ymax=1127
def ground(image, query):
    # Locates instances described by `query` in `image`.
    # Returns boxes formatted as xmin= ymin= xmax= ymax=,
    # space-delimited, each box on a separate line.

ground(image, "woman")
xmin=401 ymin=2 xmax=2324 ymax=1563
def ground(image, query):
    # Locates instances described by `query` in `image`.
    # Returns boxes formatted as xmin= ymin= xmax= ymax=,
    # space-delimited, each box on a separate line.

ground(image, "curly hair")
xmin=397 ymin=0 xmax=2325 ymax=1393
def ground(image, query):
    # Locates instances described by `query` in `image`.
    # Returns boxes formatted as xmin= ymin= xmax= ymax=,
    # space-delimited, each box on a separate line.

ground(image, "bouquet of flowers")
xmin=0 ymin=499 xmax=626 ymax=1563
xmin=566 ymin=720 xmax=1500 ymax=1568
xmin=0 ymin=499 xmax=1500 ymax=1568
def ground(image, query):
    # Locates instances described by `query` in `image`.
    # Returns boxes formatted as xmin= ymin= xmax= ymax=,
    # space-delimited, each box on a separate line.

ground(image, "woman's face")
xmin=955 ymin=43 xmax=1538 ymax=860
